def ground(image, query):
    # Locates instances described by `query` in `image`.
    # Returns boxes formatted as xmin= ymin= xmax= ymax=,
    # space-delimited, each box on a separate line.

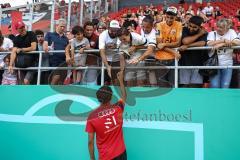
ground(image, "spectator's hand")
xmin=157 ymin=43 xmax=166 ymax=50
xmin=178 ymin=45 xmax=188 ymax=52
xmin=212 ymin=43 xmax=224 ymax=52
xmin=224 ymin=39 xmax=232 ymax=48
xmin=106 ymin=65 xmax=112 ymax=78
xmin=8 ymin=65 xmax=13 ymax=74
xmin=128 ymin=57 xmax=140 ymax=65
xmin=66 ymin=56 xmax=73 ymax=65
xmin=44 ymin=47 xmax=49 ymax=53
xmin=128 ymin=46 xmax=136 ymax=55
xmin=174 ymin=50 xmax=181 ymax=60
xmin=79 ymin=48 xmax=85 ymax=54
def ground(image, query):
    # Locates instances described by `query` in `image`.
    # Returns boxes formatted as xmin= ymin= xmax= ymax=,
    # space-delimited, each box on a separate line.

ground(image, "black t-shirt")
xmin=127 ymin=13 xmax=132 ymax=18
xmin=13 ymin=31 xmax=37 ymax=48
xmin=179 ymin=27 xmax=208 ymax=66
xmin=214 ymin=11 xmax=222 ymax=18
xmin=144 ymin=9 xmax=151 ymax=15
xmin=8 ymin=34 xmax=15 ymax=42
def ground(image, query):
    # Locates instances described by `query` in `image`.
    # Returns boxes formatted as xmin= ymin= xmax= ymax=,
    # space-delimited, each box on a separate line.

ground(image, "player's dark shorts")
xmin=112 ymin=150 xmax=127 ymax=160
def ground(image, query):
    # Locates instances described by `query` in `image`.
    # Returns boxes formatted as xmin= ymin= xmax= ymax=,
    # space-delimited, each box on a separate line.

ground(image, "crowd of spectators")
xmin=1 ymin=2 xmax=240 ymax=88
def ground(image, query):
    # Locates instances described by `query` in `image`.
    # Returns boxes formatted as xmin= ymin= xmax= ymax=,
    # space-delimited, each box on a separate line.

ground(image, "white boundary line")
xmin=124 ymin=121 xmax=204 ymax=160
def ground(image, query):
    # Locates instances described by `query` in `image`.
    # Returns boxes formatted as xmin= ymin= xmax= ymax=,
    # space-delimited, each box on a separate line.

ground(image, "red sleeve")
xmin=85 ymin=119 xmax=95 ymax=133
xmin=115 ymin=99 xmax=125 ymax=111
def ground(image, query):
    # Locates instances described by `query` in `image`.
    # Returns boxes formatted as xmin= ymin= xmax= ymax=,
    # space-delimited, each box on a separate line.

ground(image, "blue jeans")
xmin=210 ymin=69 xmax=233 ymax=88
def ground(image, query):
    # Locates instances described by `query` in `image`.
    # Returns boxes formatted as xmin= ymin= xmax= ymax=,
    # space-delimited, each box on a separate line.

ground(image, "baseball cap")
xmin=109 ymin=20 xmax=120 ymax=28
xmin=166 ymin=6 xmax=178 ymax=16
xmin=15 ymin=21 xmax=25 ymax=29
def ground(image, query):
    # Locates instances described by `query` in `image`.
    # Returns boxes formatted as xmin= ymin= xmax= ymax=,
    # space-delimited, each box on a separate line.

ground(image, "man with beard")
xmin=178 ymin=16 xmax=208 ymax=88
xmin=128 ymin=15 xmax=157 ymax=86
xmin=99 ymin=20 xmax=121 ymax=85
xmin=35 ymin=30 xmax=50 ymax=84
xmin=155 ymin=6 xmax=182 ymax=87
xmin=8 ymin=21 xmax=37 ymax=85
xmin=83 ymin=21 xmax=99 ymax=85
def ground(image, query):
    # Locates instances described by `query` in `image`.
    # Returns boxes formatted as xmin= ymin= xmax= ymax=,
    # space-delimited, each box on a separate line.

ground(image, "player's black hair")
xmin=96 ymin=85 xmax=113 ymax=104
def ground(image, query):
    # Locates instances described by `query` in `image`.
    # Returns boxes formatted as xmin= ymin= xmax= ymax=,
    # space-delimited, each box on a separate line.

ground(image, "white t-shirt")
xmin=71 ymin=37 xmax=90 ymax=51
xmin=99 ymin=30 xmax=120 ymax=62
xmin=140 ymin=28 xmax=157 ymax=57
xmin=119 ymin=32 xmax=147 ymax=59
xmin=70 ymin=37 xmax=90 ymax=66
xmin=140 ymin=28 xmax=157 ymax=47
xmin=202 ymin=6 xmax=214 ymax=16
xmin=0 ymin=38 xmax=13 ymax=64
xmin=2 ymin=63 xmax=17 ymax=85
xmin=207 ymin=29 xmax=240 ymax=66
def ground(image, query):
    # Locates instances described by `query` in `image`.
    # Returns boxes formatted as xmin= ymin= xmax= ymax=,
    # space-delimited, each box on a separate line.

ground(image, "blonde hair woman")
xmin=207 ymin=18 xmax=240 ymax=88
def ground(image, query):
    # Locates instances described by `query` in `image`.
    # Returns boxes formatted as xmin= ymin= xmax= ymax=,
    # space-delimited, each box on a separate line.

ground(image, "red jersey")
xmin=85 ymin=100 xmax=126 ymax=160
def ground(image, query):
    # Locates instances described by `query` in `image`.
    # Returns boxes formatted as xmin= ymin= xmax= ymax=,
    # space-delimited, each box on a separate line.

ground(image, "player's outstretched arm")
xmin=117 ymin=70 xmax=126 ymax=103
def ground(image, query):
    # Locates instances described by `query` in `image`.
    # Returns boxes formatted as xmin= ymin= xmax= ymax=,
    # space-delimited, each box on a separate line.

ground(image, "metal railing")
xmin=1 ymin=46 xmax=240 ymax=88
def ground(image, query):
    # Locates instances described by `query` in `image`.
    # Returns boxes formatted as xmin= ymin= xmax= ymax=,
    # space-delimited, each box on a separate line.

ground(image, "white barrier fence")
xmin=1 ymin=46 xmax=240 ymax=87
